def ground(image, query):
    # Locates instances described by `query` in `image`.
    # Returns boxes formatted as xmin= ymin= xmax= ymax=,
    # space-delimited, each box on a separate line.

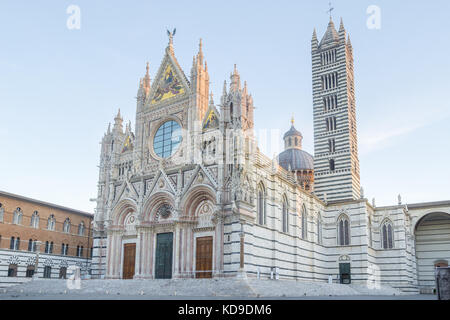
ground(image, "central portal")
xmin=155 ymin=233 xmax=173 ymax=279
xmin=196 ymin=236 xmax=213 ymax=279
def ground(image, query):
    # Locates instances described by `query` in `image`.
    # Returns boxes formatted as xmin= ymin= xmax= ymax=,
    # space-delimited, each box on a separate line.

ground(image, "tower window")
xmin=328 ymin=138 xmax=336 ymax=153
xmin=326 ymin=117 xmax=337 ymax=132
xmin=321 ymin=72 xmax=338 ymax=90
xmin=329 ymin=159 xmax=335 ymax=171
xmin=324 ymin=94 xmax=338 ymax=111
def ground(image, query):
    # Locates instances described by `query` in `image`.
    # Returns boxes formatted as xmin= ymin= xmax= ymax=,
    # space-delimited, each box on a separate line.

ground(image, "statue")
xmin=167 ymin=28 xmax=176 ymax=45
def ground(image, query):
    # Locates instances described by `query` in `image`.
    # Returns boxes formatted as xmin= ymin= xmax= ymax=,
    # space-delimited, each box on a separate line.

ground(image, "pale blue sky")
xmin=1 ymin=0 xmax=449 ymax=212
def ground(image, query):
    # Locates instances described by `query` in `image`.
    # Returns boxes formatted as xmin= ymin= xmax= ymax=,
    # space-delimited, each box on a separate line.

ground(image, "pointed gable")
xmin=202 ymin=105 xmax=220 ymax=131
xmin=122 ymin=134 xmax=134 ymax=153
xmin=149 ymin=46 xmax=190 ymax=106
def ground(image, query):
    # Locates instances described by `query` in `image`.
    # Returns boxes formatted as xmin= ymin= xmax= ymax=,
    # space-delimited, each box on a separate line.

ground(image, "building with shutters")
xmin=92 ymin=20 xmax=450 ymax=294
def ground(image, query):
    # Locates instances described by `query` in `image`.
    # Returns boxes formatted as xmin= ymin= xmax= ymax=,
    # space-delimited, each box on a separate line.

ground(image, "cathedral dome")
xmin=278 ymin=148 xmax=314 ymax=171
xmin=278 ymin=119 xmax=314 ymax=171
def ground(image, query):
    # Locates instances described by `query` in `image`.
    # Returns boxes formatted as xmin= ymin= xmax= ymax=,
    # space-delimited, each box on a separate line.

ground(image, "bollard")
xmin=436 ymin=267 xmax=450 ymax=300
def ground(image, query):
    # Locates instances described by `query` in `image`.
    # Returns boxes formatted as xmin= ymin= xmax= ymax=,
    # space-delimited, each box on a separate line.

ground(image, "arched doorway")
xmin=415 ymin=212 xmax=450 ymax=293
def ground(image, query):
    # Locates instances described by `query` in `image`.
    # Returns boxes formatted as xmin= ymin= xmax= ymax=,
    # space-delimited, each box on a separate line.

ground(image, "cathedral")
xmin=92 ymin=19 xmax=450 ymax=294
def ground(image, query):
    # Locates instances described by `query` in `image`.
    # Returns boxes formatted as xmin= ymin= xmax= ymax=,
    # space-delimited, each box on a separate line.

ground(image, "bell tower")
xmin=311 ymin=18 xmax=360 ymax=202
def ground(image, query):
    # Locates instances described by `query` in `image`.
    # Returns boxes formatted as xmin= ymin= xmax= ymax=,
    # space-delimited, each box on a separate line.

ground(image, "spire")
xmin=142 ymin=62 xmax=151 ymax=94
xmin=113 ymin=108 xmax=123 ymax=133
xmin=338 ymin=17 xmax=346 ymax=40
xmin=312 ymin=28 xmax=318 ymax=50
xmin=319 ymin=17 xmax=339 ymax=47
xmin=339 ymin=17 xmax=345 ymax=32
xmin=230 ymin=64 xmax=241 ymax=92
xmin=197 ymin=38 xmax=204 ymax=66
xmin=209 ymin=91 xmax=214 ymax=106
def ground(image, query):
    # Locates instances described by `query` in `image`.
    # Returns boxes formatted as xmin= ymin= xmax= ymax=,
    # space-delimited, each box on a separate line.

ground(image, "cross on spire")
xmin=327 ymin=2 xmax=334 ymax=19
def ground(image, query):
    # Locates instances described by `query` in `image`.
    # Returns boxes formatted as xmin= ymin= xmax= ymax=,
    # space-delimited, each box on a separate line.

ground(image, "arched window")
xmin=317 ymin=213 xmax=322 ymax=244
xmin=382 ymin=220 xmax=394 ymax=249
xmin=13 ymin=208 xmax=23 ymax=225
xmin=63 ymin=218 xmax=71 ymax=233
xmin=32 ymin=240 xmax=37 ymax=252
xmin=47 ymin=214 xmax=56 ymax=231
xmin=0 ymin=203 xmax=4 ymax=222
xmin=45 ymin=241 xmax=50 ymax=253
xmin=59 ymin=267 xmax=67 ymax=279
xmin=49 ymin=241 xmax=54 ymax=254
xmin=257 ymin=183 xmax=266 ymax=225
xmin=301 ymin=204 xmax=308 ymax=240
xmin=10 ymin=237 xmax=15 ymax=250
xmin=28 ymin=239 xmax=33 ymax=251
xmin=368 ymin=217 xmax=373 ymax=248
xmin=62 ymin=243 xmax=68 ymax=256
xmin=78 ymin=222 xmax=85 ymax=236
xmin=43 ymin=266 xmax=51 ymax=278
xmin=30 ymin=211 xmax=39 ymax=228
xmin=230 ymin=103 xmax=234 ymax=119
xmin=338 ymin=215 xmax=350 ymax=246
xmin=282 ymin=195 xmax=289 ymax=233
xmin=26 ymin=265 xmax=35 ymax=278
xmin=8 ymin=264 xmax=18 ymax=277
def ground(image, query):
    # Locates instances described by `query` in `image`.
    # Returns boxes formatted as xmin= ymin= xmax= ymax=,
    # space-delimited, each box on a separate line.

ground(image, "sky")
xmin=0 ymin=0 xmax=449 ymax=213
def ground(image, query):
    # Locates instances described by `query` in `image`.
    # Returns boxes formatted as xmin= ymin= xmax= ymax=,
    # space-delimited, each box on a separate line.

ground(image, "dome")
xmin=278 ymin=148 xmax=314 ymax=171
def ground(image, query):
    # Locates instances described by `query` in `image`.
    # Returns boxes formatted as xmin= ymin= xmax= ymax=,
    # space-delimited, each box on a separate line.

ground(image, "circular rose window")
xmin=153 ymin=120 xmax=182 ymax=159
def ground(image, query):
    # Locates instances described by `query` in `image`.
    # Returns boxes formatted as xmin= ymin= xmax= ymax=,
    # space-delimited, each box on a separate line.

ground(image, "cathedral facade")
xmin=92 ymin=20 xmax=450 ymax=294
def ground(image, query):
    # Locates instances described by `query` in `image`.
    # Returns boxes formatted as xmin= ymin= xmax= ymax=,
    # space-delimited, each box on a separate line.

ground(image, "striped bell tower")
xmin=311 ymin=17 xmax=360 ymax=202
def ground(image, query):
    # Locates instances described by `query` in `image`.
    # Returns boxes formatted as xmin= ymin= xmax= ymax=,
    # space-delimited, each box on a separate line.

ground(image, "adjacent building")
xmin=0 ymin=191 xmax=93 ymax=284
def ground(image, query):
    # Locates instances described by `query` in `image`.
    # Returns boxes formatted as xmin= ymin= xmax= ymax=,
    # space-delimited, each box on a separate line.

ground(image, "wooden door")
xmin=123 ymin=243 xmax=136 ymax=280
xmin=339 ymin=263 xmax=351 ymax=284
xmin=155 ymin=233 xmax=173 ymax=279
xmin=196 ymin=237 xmax=213 ymax=279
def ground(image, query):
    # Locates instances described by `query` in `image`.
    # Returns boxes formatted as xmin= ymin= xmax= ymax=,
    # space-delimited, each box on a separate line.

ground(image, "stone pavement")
xmin=0 ymin=278 xmax=432 ymax=300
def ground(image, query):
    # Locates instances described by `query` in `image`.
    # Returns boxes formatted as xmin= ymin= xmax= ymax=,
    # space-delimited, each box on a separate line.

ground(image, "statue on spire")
xmin=167 ymin=28 xmax=176 ymax=46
